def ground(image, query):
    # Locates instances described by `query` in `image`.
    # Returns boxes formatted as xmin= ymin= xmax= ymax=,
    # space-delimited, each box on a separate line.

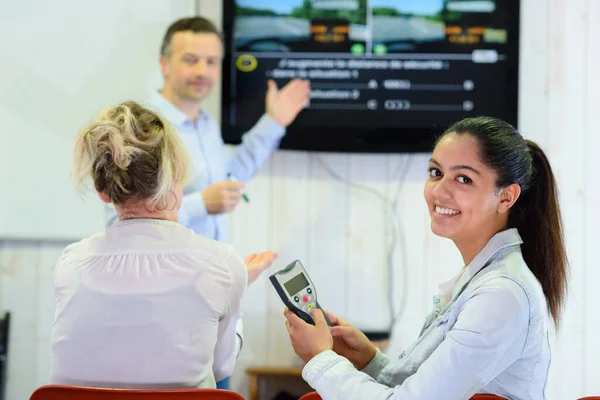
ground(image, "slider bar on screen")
xmin=311 ymin=83 xmax=373 ymax=89
xmin=409 ymin=104 xmax=466 ymax=111
xmin=236 ymin=52 xmax=498 ymax=60
xmin=309 ymin=82 xmax=473 ymax=91
xmin=308 ymin=103 xmax=370 ymax=110
xmin=409 ymin=84 xmax=465 ymax=91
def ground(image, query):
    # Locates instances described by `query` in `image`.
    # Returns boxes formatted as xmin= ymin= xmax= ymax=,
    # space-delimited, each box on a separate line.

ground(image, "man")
xmin=155 ymin=16 xmax=310 ymax=241
xmin=151 ymin=16 xmax=310 ymax=389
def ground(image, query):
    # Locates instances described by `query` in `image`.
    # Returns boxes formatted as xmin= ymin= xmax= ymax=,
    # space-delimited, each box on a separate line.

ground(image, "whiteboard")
xmin=0 ymin=0 xmax=196 ymax=240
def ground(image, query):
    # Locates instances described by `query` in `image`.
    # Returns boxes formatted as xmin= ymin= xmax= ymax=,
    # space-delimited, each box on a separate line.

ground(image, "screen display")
xmin=284 ymin=272 xmax=311 ymax=296
xmin=221 ymin=0 xmax=519 ymax=152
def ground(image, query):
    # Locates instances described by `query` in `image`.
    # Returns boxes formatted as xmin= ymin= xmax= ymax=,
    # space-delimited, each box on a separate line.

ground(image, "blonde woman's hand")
xmin=245 ymin=251 xmax=278 ymax=285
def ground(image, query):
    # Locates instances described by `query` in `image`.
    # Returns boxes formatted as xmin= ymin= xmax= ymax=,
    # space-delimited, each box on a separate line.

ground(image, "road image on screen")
xmin=370 ymin=0 xmax=507 ymax=54
xmin=223 ymin=0 xmax=518 ymax=151
xmin=235 ymin=0 xmax=367 ymax=54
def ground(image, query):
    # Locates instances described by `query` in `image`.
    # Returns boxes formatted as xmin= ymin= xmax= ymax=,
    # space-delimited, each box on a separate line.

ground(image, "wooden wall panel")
xmin=265 ymin=151 xmax=311 ymax=367
xmin=228 ymin=161 xmax=274 ymax=396
xmin=0 ymin=242 xmax=41 ymax=400
xmin=345 ymin=154 xmax=392 ymax=331
xmin=583 ymin=0 xmax=600 ymax=394
xmin=35 ymin=246 xmax=62 ymax=386
xmin=306 ymin=153 xmax=350 ymax=318
xmin=545 ymin=0 xmax=587 ymax=397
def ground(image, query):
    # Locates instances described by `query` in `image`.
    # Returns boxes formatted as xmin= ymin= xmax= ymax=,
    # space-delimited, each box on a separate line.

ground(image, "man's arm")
xmin=226 ymin=114 xmax=285 ymax=183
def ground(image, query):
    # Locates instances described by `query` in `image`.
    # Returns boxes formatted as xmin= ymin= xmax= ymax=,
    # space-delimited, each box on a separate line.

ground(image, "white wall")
xmin=0 ymin=0 xmax=196 ymax=240
xmin=1 ymin=0 xmax=599 ymax=399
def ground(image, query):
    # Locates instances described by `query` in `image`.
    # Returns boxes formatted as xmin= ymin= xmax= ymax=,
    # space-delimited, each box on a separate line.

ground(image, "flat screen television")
xmin=221 ymin=0 xmax=520 ymax=152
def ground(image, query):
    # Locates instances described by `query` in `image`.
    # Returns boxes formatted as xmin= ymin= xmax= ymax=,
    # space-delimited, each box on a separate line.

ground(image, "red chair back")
xmin=30 ymin=385 xmax=244 ymax=399
xmin=579 ymin=397 xmax=600 ymax=399
xmin=300 ymin=392 xmax=506 ymax=400
xmin=298 ymin=393 xmax=321 ymax=400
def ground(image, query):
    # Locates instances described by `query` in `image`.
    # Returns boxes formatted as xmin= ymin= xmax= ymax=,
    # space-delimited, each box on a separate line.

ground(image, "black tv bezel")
xmin=220 ymin=0 xmax=520 ymax=153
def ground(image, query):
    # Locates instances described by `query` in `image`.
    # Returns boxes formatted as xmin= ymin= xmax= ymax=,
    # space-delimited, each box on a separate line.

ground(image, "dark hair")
xmin=160 ymin=16 xmax=222 ymax=56
xmin=440 ymin=116 xmax=568 ymax=326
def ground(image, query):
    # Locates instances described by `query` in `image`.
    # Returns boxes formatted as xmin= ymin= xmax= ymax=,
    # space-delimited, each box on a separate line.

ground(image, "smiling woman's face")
xmin=424 ymin=133 xmax=505 ymax=243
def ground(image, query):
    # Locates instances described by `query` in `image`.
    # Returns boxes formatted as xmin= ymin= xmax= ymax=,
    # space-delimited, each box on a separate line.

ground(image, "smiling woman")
xmin=425 ymin=132 xmax=520 ymax=267
xmin=432 ymin=116 xmax=568 ymax=326
xmin=283 ymin=116 xmax=568 ymax=400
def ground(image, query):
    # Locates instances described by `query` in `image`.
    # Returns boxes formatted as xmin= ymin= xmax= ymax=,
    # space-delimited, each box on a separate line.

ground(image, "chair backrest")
xmin=299 ymin=392 xmax=506 ymax=400
xmin=30 ymin=385 xmax=244 ymax=400
xmin=0 ymin=312 xmax=9 ymax=400
xmin=298 ymin=393 xmax=322 ymax=400
xmin=579 ymin=397 xmax=600 ymax=399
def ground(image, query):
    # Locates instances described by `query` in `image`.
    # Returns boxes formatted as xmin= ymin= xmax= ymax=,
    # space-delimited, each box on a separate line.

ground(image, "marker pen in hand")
xmin=227 ymin=173 xmax=250 ymax=203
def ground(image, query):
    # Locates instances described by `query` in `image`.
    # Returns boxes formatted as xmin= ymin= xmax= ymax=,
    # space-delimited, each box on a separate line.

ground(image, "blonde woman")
xmin=50 ymin=101 xmax=274 ymax=389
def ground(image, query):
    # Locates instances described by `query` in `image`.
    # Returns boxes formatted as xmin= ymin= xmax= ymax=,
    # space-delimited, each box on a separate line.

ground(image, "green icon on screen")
xmin=351 ymin=43 xmax=365 ymax=55
xmin=373 ymin=44 xmax=388 ymax=55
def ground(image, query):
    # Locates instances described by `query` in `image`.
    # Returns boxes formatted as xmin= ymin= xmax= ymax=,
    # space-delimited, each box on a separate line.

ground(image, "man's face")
xmin=160 ymin=31 xmax=223 ymax=104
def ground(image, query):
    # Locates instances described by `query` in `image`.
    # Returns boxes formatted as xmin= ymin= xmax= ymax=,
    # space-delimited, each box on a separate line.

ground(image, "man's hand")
xmin=245 ymin=251 xmax=278 ymax=285
xmin=201 ymin=181 xmax=245 ymax=215
xmin=266 ymin=78 xmax=310 ymax=127
xmin=326 ymin=311 xmax=377 ymax=370
xmin=284 ymin=308 xmax=333 ymax=363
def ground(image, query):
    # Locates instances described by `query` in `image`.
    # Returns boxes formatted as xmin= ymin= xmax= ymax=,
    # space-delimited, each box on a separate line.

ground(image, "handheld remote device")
xmin=269 ymin=260 xmax=331 ymax=326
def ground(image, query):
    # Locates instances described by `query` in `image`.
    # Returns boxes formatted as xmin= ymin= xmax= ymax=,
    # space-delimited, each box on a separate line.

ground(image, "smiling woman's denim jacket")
xmin=302 ymin=229 xmax=552 ymax=400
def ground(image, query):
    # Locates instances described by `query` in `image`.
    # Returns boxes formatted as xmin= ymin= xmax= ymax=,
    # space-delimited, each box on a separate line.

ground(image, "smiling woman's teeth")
xmin=436 ymin=206 xmax=460 ymax=215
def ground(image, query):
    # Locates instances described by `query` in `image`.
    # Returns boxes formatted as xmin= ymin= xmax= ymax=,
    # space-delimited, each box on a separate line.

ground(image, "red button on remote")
xmin=302 ymin=295 xmax=309 ymax=303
